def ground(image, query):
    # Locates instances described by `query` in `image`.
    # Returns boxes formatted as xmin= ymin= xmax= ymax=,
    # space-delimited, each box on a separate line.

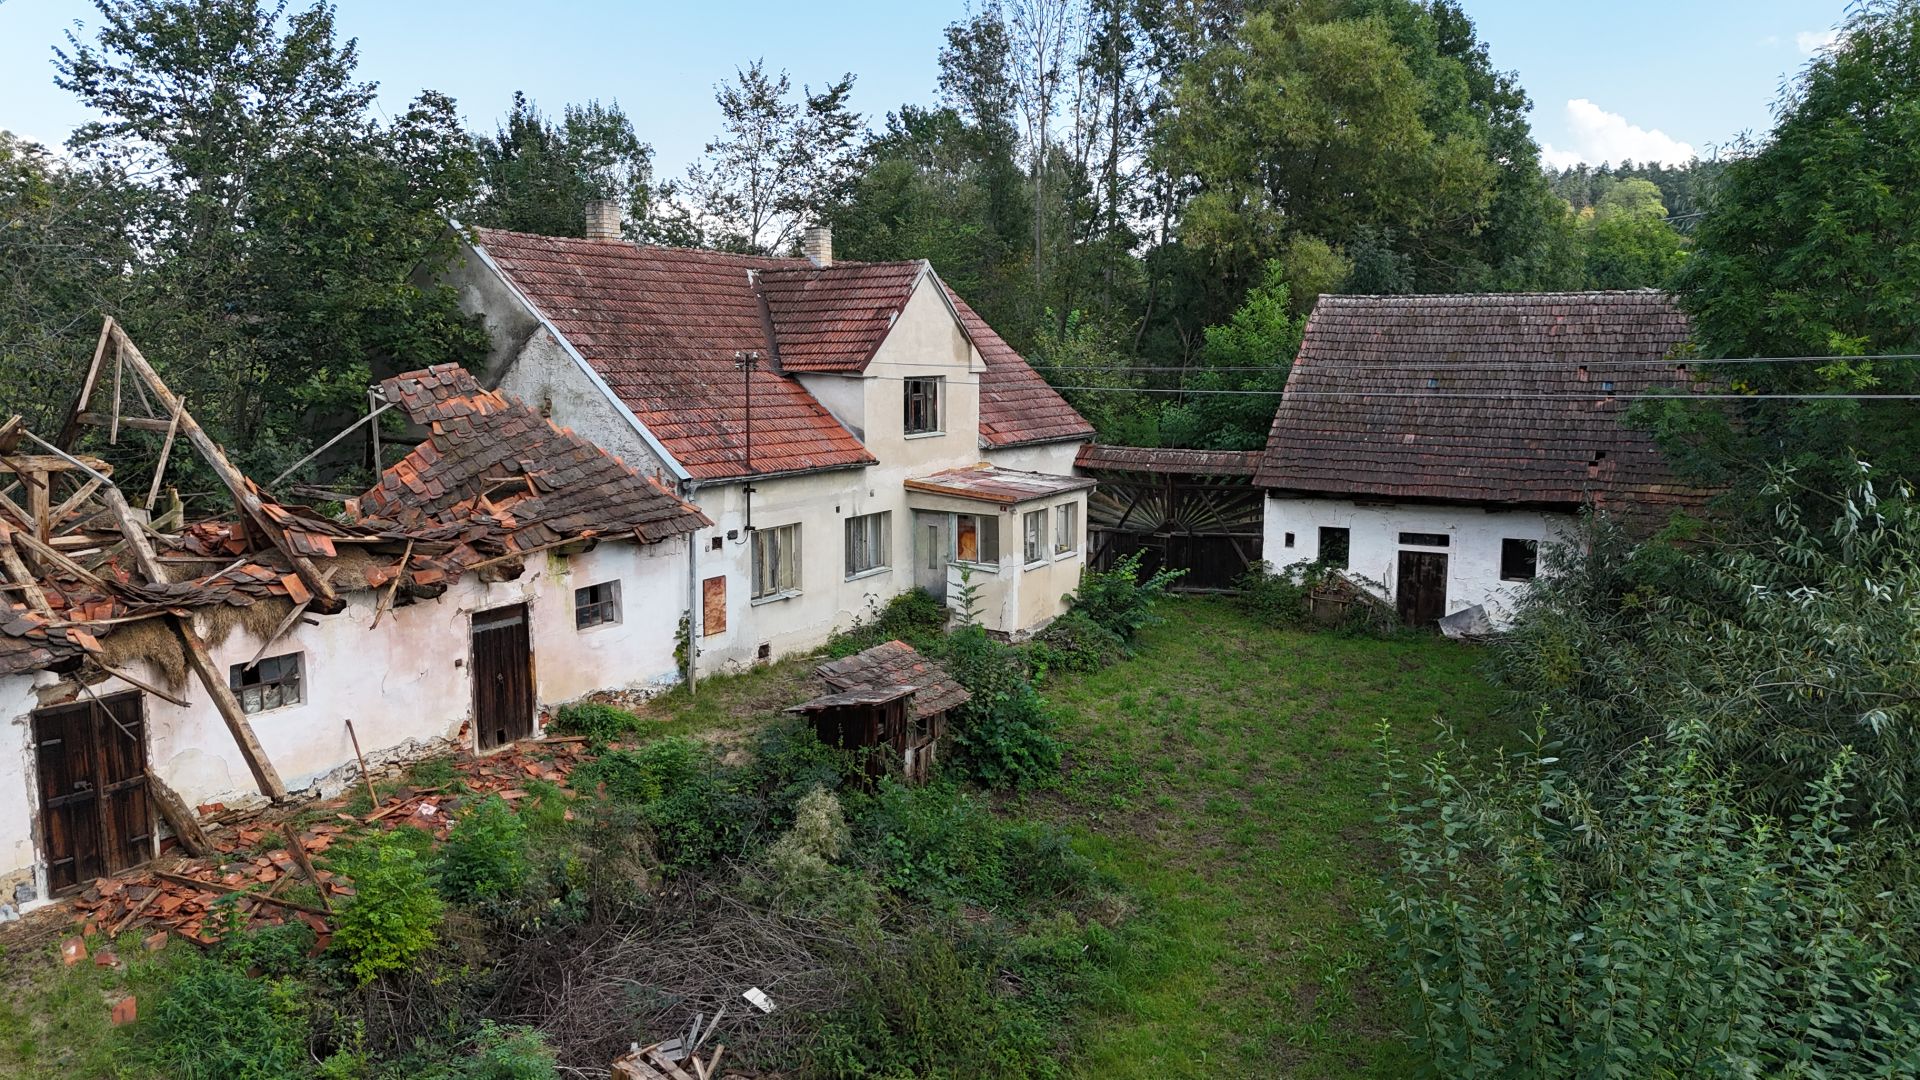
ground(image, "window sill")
xmin=903 ymin=430 xmax=946 ymax=440
xmin=574 ymin=619 xmax=624 ymax=634
xmin=750 ymin=589 xmax=802 ymax=606
xmin=1051 ymin=549 xmax=1078 ymax=560
xmin=844 ymin=566 xmax=892 ymax=583
xmin=238 ymin=700 xmax=305 ymax=718
xmin=1023 ymin=558 xmax=1049 ymax=571
xmin=950 ymin=560 xmax=1000 ymax=573
xmin=1499 ymin=576 xmax=1537 ymax=584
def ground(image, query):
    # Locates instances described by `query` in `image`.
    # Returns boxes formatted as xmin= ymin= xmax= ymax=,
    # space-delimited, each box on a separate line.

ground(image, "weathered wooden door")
xmin=33 ymin=693 xmax=152 ymax=896
xmin=913 ymin=511 xmax=947 ymax=601
xmin=471 ymin=604 xmax=534 ymax=751
xmin=1396 ymin=551 xmax=1448 ymax=628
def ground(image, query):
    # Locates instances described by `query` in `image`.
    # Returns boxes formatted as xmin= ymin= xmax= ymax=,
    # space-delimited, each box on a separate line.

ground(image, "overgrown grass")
xmin=1031 ymin=597 xmax=1499 ymax=1078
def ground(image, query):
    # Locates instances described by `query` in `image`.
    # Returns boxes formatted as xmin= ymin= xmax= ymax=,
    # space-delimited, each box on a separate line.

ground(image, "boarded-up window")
xmin=702 ymin=575 xmax=727 ymax=636
xmin=955 ymin=513 xmax=999 ymax=566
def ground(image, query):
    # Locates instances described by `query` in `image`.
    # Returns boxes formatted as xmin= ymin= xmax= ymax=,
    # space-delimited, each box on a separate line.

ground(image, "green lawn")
xmin=1029 ymin=597 xmax=1501 ymax=1079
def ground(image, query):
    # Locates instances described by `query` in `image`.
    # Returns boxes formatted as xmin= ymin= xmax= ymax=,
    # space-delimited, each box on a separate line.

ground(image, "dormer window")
xmin=904 ymin=377 xmax=943 ymax=435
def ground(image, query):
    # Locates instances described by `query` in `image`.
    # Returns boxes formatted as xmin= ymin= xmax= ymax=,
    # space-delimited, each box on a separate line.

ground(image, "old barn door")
xmin=1396 ymin=552 xmax=1449 ymax=628
xmin=34 ymin=693 xmax=152 ymax=896
xmin=472 ymin=604 xmax=534 ymax=751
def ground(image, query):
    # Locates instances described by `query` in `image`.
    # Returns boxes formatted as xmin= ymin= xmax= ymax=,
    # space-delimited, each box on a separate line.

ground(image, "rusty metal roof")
xmin=904 ymin=464 xmax=1097 ymax=505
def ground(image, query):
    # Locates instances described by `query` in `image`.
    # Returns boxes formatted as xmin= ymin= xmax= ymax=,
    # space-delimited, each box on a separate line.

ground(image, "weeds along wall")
xmin=0 ymin=535 xmax=688 ymax=912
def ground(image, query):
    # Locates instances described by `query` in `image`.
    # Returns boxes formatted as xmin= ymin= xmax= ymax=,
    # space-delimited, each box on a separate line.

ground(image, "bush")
xmin=459 ymin=1021 xmax=559 ymax=1080
xmin=440 ymin=795 xmax=530 ymax=904
xmin=1378 ymin=726 xmax=1920 ymax=1076
xmin=1025 ymin=609 xmax=1125 ymax=675
xmin=1236 ymin=559 xmax=1397 ymax=634
xmin=1064 ymin=551 xmax=1183 ymax=643
xmin=853 ymin=779 xmax=1093 ymax=911
xmin=939 ymin=626 xmax=1061 ymax=788
xmin=134 ymin=949 xmax=309 ymax=1079
xmin=576 ymin=737 xmax=753 ymax=869
xmin=548 ymin=701 xmax=645 ymax=743
xmin=751 ymin=786 xmax=872 ymax=915
xmin=332 ymin=831 xmax=445 ymax=984
xmin=827 ymin=587 xmax=950 ymax=657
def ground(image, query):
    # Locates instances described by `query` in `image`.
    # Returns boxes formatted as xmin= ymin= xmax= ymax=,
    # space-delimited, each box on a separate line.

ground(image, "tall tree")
xmin=54 ymin=0 xmax=486 ymax=482
xmin=469 ymin=92 xmax=693 ymax=244
xmin=1668 ymin=0 xmax=1920 ymax=493
xmin=684 ymin=60 xmax=861 ymax=254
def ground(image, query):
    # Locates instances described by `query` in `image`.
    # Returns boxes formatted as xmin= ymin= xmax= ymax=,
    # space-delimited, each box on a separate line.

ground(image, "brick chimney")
xmin=802 ymin=224 xmax=832 ymax=268
xmin=584 ymin=199 xmax=622 ymax=242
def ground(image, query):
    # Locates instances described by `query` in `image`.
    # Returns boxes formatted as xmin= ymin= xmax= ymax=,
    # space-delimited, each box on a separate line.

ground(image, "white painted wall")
xmin=987 ymin=439 xmax=1085 ymax=475
xmin=0 ymin=536 xmax=688 ymax=911
xmin=1263 ymin=495 xmax=1574 ymax=625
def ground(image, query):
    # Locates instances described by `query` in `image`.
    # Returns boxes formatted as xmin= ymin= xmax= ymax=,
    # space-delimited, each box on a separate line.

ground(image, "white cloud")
xmin=1797 ymin=28 xmax=1841 ymax=54
xmin=1538 ymin=99 xmax=1697 ymax=170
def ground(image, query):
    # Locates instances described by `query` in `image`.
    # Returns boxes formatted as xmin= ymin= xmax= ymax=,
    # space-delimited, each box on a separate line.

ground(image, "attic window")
xmin=574 ymin=581 xmax=622 ymax=629
xmin=904 ymin=377 xmax=943 ymax=435
xmin=231 ymin=653 xmax=303 ymax=714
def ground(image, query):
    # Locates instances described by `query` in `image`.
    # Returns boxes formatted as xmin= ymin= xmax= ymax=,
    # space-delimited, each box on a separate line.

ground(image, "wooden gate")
xmin=33 ymin=692 xmax=152 ymax=896
xmin=471 ymin=604 xmax=534 ymax=751
xmin=1395 ymin=551 xmax=1448 ymax=628
xmin=1077 ymin=446 xmax=1264 ymax=591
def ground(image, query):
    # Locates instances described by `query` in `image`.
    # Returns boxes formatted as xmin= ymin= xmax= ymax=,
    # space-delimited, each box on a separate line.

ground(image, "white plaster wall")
xmin=988 ymin=439 xmax=1086 ymax=475
xmin=794 ymin=372 xmax=867 ymax=443
xmin=0 ymin=537 xmax=688 ymax=908
xmin=495 ymin=328 xmax=679 ymax=486
xmin=1263 ymin=496 xmax=1574 ymax=625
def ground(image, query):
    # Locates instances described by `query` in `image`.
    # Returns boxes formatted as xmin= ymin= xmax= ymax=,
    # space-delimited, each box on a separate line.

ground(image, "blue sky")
xmin=0 ymin=0 xmax=1851 ymax=173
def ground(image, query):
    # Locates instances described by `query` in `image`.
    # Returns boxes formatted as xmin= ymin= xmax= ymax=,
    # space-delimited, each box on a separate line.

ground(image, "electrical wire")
xmin=1040 ymin=386 xmax=1920 ymax=400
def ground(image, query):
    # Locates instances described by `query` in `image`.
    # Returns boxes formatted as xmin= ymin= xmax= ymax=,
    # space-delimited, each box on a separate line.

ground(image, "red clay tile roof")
xmin=904 ymin=464 xmax=1097 ymax=505
xmin=759 ymin=261 xmax=927 ymax=372
xmin=948 ymin=288 xmax=1096 ymax=448
xmin=814 ymin=639 xmax=971 ymax=718
xmin=1075 ymin=445 xmax=1261 ymax=478
xmin=473 ymin=230 xmax=875 ymax=480
xmin=359 ymin=364 xmax=709 ymax=549
xmin=1255 ymin=292 xmax=1712 ymax=514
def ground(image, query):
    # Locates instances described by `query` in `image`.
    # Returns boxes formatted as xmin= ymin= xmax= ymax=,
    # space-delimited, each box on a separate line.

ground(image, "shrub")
xmin=853 ymin=779 xmax=1092 ymax=912
xmin=441 ymin=795 xmax=530 ymax=904
xmin=752 ymin=786 xmax=872 ymax=915
xmin=460 ymin=1021 xmax=559 ymax=1080
xmin=576 ymin=737 xmax=752 ymax=869
xmin=827 ymin=587 xmax=950 ymax=656
xmin=746 ymin=715 xmax=860 ymax=820
xmin=332 ymin=831 xmax=445 ymax=984
xmin=134 ymin=949 xmax=309 ymax=1079
xmin=1377 ymin=726 xmax=1920 ymax=1076
xmin=1025 ymin=609 xmax=1125 ymax=675
xmin=1236 ymin=559 xmax=1397 ymax=634
xmin=1064 ymin=551 xmax=1183 ymax=643
xmin=548 ymin=701 xmax=645 ymax=743
xmin=940 ymin=626 xmax=1061 ymax=788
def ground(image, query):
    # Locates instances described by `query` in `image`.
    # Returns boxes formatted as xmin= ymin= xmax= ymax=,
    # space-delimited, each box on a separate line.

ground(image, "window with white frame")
xmin=903 ymin=377 xmax=942 ymax=435
xmin=574 ymin=580 xmax=621 ymax=629
xmin=230 ymin=653 xmax=303 ymax=714
xmin=954 ymin=512 xmax=999 ymax=566
xmin=1023 ymin=509 xmax=1047 ymax=565
xmin=1053 ymin=502 xmax=1078 ymax=555
xmin=753 ymin=523 xmax=802 ymax=599
xmin=844 ymin=511 xmax=890 ymax=578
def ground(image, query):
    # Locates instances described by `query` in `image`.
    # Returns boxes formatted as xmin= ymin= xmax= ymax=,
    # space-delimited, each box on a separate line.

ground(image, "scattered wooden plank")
xmin=244 ymin=599 xmax=310 ymax=671
xmin=0 ymin=529 xmax=53 ymax=617
xmin=280 ymin=822 xmax=332 ymax=915
xmin=151 ymin=870 xmax=330 ymax=918
xmin=143 ymin=767 xmax=212 ymax=857
xmin=89 ymin=659 xmax=191 ymax=709
xmin=345 ymin=719 xmax=378 ymax=811
xmin=369 ymin=539 xmax=413 ymax=631
xmin=108 ymin=887 xmax=159 ymax=936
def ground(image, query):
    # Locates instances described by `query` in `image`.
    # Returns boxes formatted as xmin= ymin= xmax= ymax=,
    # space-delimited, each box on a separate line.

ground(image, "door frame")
xmin=1395 ymin=549 xmax=1449 ymax=628
xmin=469 ymin=602 xmax=537 ymax=752
xmin=31 ymin=690 xmax=154 ymax=897
xmin=912 ymin=510 xmax=949 ymax=602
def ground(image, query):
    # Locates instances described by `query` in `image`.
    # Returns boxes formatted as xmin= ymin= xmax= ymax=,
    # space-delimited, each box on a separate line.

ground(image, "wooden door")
xmin=472 ymin=604 xmax=534 ymax=751
xmin=913 ymin=511 xmax=947 ymax=601
xmin=34 ymin=693 xmax=152 ymax=896
xmin=1396 ymin=551 xmax=1448 ymax=628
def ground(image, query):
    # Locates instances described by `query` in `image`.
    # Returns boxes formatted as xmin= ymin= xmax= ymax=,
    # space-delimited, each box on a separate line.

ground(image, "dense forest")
xmin=3 ymin=0 xmax=1714 ymax=487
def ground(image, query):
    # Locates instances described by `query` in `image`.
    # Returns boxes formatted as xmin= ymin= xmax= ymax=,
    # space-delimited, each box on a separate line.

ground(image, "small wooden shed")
xmin=788 ymin=640 xmax=970 ymax=784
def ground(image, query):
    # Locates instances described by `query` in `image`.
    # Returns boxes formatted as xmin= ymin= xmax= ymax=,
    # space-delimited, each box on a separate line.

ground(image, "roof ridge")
xmin=1322 ymin=289 xmax=1675 ymax=302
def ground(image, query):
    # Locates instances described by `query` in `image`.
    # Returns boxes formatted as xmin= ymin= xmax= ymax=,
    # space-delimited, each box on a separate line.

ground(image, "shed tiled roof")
xmin=472 ymin=229 xmax=1092 ymax=477
xmin=1075 ymin=445 xmax=1261 ymax=478
xmin=950 ymin=288 xmax=1097 ymax=448
xmin=759 ymin=261 xmax=927 ymax=372
xmin=359 ymin=364 xmax=708 ymax=549
xmin=814 ymin=640 xmax=971 ymax=718
xmin=473 ymin=230 xmax=875 ymax=480
xmin=1255 ymin=292 xmax=1712 ymax=514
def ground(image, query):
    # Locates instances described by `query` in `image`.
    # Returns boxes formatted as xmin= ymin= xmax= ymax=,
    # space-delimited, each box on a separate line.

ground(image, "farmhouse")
xmin=442 ymin=210 xmax=1096 ymax=669
xmin=0 ymin=340 xmax=706 ymax=912
xmin=1256 ymin=291 xmax=1708 ymax=628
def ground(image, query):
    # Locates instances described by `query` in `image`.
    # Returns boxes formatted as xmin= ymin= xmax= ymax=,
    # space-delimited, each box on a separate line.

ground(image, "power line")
xmin=1039 ymin=354 xmax=1920 ymax=372
xmin=1045 ymin=386 xmax=1920 ymax=400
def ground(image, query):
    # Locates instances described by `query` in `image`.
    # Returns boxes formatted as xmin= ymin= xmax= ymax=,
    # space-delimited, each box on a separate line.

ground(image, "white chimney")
xmin=802 ymin=224 xmax=832 ymax=268
xmin=584 ymin=199 xmax=622 ymax=242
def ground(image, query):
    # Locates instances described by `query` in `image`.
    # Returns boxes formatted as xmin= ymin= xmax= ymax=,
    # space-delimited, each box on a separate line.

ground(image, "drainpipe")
xmin=684 ymin=478 xmax=701 ymax=696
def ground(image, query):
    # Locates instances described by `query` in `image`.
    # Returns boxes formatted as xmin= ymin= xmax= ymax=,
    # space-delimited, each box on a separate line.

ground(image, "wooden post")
xmin=144 ymin=766 xmax=211 ymax=857
xmin=279 ymin=821 xmax=332 ymax=914
xmin=54 ymin=321 xmax=113 ymax=450
xmin=345 ymin=719 xmax=378 ymax=811
xmin=146 ymin=399 xmax=183 ymax=510
xmin=99 ymin=321 xmax=340 ymax=613
xmin=100 ymin=484 xmax=288 ymax=801
xmin=0 ymin=527 xmax=52 ymax=617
